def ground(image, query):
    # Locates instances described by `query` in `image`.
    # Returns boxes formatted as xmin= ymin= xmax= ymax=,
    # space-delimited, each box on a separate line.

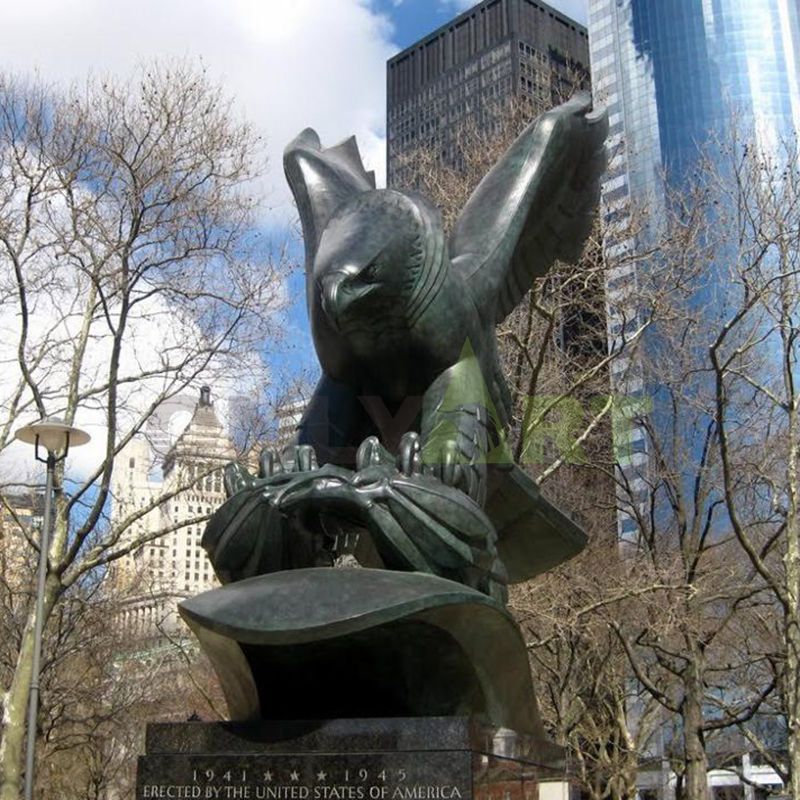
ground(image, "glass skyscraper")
xmin=589 ymin=4 xmax=799 ymax=797
xmin=589 ymin=0 xmax=800 ymax=541
xmin=591 ymin=0 xmax=800 ymax=202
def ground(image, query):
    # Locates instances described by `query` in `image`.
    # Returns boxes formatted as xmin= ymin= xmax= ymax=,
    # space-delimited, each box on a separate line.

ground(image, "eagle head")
xmin=312 ymin=189 xmax=446 ymax=354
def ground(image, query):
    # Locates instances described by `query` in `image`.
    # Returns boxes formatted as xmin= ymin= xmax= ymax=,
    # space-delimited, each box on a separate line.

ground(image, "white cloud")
xmin=0 ymin=0 xmax=397 ymax=222
xmin=0 ymin=0 xmax=394 ymax=486
xmin=438 ymin=0 xmax=479 ymax=10
xmin=0 ymin=283 xmax=275 ymax=483
xmin=0 ymin=154 xmax=281 ymax=485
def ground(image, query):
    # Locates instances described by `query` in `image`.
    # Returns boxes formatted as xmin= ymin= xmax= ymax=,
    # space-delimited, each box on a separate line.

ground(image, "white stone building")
xmin=110 ymin=386 xmax=235 ymax=639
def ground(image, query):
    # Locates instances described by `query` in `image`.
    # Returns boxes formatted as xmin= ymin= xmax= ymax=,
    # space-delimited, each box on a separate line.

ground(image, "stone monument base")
xmin=136 ymin=717 xmax=570 ymax=800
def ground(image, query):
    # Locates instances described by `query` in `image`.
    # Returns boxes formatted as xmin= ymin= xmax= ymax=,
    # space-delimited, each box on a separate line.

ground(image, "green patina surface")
xmin=184 ymin=94 xmax=608 ymax=733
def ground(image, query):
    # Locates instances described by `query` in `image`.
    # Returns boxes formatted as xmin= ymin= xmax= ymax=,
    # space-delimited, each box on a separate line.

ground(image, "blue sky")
xmin=375 ymin=0 xmax=588 ymax=49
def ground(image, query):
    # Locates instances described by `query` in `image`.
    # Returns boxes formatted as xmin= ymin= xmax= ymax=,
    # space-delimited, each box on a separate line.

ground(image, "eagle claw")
xmin=223 ymin=462 xmax=255 ymax=498
xmin=259 ymin=444 xmax=318 ymax=478
xmin=356 ymin=436 xmax=394 ymax=470
xmin=397 ymin=431 xmax=423 ymax=476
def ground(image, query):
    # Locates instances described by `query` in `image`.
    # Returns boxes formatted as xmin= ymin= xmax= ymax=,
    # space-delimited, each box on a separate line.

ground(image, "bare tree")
xmin=393 ymin=96 xmax=655 ymax=797
xmin=0 ymin=63 xmax=287 ymax=797
xmin=396 ymin=96 xmax=796 ymax=799
xmin=592 ymin=135 xmax=800 ymax=798
xmin=511 ymin=534 xmax=665 ymax=800
xmin=0 ymin=558 xmax=225 ymax=799
xmin=701 ymin=133 xmax=800 ymax=798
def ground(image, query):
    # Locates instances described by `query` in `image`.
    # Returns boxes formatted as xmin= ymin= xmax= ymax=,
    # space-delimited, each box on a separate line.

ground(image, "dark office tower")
xmin=386 ymin=0 xmax=590 ymax=186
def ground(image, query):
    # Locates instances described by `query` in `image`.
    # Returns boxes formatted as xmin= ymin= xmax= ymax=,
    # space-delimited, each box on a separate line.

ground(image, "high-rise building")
xmin=588 ymin=3 xmax=799 ymax=797
xmin=274 ymin=396 xmax=308 ymax=452
xmin=111 ymin=386 xmax=235 ymax=639
xmin=386 ymin=0 xmax=591 ymax=185
xmin=589 ymin=0 xmax=800 ymax=540
xmin=0 ymin=488 xmax=45 ymax=592
xmin=591 ymin=0 xmax=800 ymax=205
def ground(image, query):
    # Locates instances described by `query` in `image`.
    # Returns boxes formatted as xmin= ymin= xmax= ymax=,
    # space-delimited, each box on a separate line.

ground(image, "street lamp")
xmin=14 ymin=417 xmax=90 ymax=800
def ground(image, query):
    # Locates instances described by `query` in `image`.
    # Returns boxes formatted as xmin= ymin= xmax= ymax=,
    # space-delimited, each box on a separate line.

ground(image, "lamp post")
xmin=13 ymin=417 xmax=90 ymax=800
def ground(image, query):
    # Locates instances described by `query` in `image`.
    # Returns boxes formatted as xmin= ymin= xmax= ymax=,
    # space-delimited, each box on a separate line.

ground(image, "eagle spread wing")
xmin=450 ymin=92 xmax=608 ymax=326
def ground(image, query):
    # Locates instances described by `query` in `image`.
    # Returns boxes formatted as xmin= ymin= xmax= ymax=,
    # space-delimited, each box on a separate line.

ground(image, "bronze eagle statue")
xmin=181 ymin=93 xmax=608 ymax=731
xmin=204 ymin=93 xmax=608 ymax=603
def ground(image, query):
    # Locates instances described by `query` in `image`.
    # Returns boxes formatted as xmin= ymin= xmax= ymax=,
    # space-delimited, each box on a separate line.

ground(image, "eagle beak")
xmin=321 ymin=272 xmax=346 ymax=326
xmin=320 ymin=266 xmax=375 ymax=330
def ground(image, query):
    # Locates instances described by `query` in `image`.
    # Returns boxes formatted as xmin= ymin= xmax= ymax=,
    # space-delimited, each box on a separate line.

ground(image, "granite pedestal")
xmin=136 ymin=717 xmax=568 ymax=800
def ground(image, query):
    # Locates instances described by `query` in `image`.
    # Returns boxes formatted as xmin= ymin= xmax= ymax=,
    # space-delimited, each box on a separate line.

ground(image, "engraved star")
xmin=264 ymin=771 xmax=273 ymax=782
xmin=317 ymin=771 xmax=328 ymax=782
xmin=290 ymin=771 xmax=300 ymax=782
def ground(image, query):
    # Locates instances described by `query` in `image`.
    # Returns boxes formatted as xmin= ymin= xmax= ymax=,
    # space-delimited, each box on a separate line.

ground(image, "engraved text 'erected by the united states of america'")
xmin=136 ymin=753 xmax=470 ymax=800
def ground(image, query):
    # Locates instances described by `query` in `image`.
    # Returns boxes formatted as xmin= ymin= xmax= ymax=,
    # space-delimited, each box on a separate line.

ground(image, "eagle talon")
xmin=259 ymin=449 xmax=284 ymax=479
xmin=397 ymin=432 xmax=422 ymax=476
xmin=356 ymin=436 xmax=393 ymax=470
xmin=263 ymin=444 xmax=319 ymax=474
xmin=223 ymin=462 xmax=255 ymax=498
xmin=294 ymin=444 xmax=319 ymax=472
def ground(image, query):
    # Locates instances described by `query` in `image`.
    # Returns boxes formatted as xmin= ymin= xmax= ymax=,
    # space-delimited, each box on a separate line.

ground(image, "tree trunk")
xmin=682 ymin=670 xmax=711 ymax=800
xmin=612 ymin=704 xmax=640 ymax=800
xmin=784 ymin=382 xmax=799 ymax=800
xmin=0 ymin=575 xmax=59 ymax=800
xmin=785 ymin=575 xmax=800 ymax=799
xmin=0 ymin=618 xmax=35 ymax=800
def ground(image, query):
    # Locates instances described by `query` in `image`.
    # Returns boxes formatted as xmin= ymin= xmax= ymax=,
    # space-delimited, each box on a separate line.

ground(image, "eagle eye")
xmin=361 ymin=262 xmax=380 ymax=283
